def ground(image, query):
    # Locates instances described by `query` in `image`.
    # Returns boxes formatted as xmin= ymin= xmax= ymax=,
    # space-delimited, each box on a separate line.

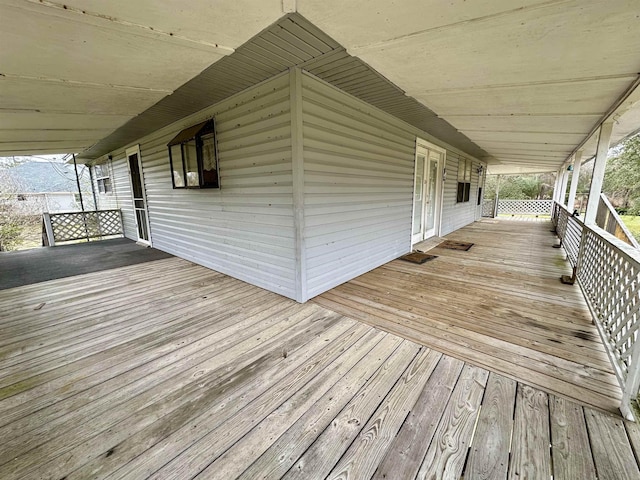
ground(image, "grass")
xmin=13 ymin=222 xmax=42 ymax=251
xmin=620 ymin=215 xmax=640 ymax=242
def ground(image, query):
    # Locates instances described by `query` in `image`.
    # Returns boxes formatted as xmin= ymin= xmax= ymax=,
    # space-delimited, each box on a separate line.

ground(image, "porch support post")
xmin=552 ymin=169 xmax=561 ymax=203
xmin=493 ymin=174 xmax=501 ymax=217
xmin=567 ymin=150 xmax=583 ymax=213
xmin=584 ymin=121 xmax=614 ymax=225
xmin=559 ymin=165 xmax=570 ymax=206
xmin=43 ymin=212 xmax=55 ymax=247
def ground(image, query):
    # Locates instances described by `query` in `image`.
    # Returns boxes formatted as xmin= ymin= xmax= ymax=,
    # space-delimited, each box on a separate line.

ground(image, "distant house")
xmin=0 ymin=161 xmax=90 ymax=214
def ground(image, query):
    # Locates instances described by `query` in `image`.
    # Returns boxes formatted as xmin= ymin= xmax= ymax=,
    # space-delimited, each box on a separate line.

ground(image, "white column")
xmin=552 ymin=169 xmax=562 ymax=203
xmin=567 ymin=150 xmax=583 ymax=213
xmin=559 ymin=166 xmax=570 ymax=206
xmin=584 ymin=121 xmax=614 ymax=225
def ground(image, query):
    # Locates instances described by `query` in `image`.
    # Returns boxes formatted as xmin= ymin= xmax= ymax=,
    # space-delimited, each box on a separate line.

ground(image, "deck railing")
xmin=552 ymin=202 xmax=640 ymax=419
xmin=482 ymin=199 xmax=553 ymax=217
xmin=42 ymin=209 xmax=123 ymax=246
xmin=596 ymin=194 xmax=640 ymax=249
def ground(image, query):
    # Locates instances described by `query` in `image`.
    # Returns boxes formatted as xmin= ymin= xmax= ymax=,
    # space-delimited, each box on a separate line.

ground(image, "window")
xmin=94 ymin=164 xmax=112 ymax=194
xmin=457 ymin=158 xmax=471 ymax=203
xmin=167 ymin=119 xmax=219 ymax=189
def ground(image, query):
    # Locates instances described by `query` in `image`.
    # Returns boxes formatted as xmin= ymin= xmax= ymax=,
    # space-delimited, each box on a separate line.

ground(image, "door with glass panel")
xmin=412 ymin=141 xmax=444 ymax=244
xmin=126 ymin=145 xmax=151 ymax=245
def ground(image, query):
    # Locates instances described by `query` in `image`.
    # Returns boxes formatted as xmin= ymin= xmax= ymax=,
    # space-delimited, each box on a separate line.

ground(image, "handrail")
xmin=596 ymin=193 xmax=640 ymax=249
xmin=552 ymin=201 xmax=640 ymax=420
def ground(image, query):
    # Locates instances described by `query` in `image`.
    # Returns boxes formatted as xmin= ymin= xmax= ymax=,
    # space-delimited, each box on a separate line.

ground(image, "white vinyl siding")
xmin=101 ymin=69 xmax=484 ymax=302
xmin=108 ymin=156 xmax=136 ymax=240
xmin=301 ymin=72 xmax=415 ymax=298
xmin=440 ymin=151 xmax=482 ymax=236
xmin=92 ymin=160 xmax=119 ymax=212
xmin=104 ymin=73 xmax=297 ymax=299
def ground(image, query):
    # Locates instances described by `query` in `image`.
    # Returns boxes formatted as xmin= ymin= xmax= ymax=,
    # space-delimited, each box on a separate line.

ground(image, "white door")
xmin=126 ymin=145 xmax=152 ymax=245
xmin=412 ymin=141 xmax=444 ymax=244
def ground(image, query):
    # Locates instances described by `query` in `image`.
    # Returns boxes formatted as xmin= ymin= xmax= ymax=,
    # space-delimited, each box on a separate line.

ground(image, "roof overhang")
xmin=2 ymin=1 xmax=640 ymax=174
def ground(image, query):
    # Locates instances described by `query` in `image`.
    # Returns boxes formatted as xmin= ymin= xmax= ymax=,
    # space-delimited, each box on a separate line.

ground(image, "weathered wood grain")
xmin=550 ymin=395 xmax=597 ymax=480
xmin=282 ymin=341 xmax=422 ymax=480
xmin=313 ymin=219 xmax=620 ymax=413
xmin=508 ymin=384 xmax=551 ymax=480
xmin=585 ymin=408 xmax=640 ymax=480
xmin=465 ymin=372 xmax=517 ymax=480
xmin=372 ymin=355 xmax=464 ymax=480
xmin=415 ymin=365 xmax=489 ymax=480
xmin=325 ymin=348 xmax=442 ymax=480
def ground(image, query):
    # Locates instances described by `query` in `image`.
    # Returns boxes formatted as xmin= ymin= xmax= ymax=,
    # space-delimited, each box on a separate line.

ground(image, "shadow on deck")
xmin=0 ymin=238 xmax=173 ymax=290
xmin=0 ymin=219 xmax=639 ymax=479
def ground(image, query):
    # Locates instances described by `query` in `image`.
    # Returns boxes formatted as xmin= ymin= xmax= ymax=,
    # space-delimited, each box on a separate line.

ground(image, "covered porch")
xmin=1 ymin=219 xmax=639 ymax=479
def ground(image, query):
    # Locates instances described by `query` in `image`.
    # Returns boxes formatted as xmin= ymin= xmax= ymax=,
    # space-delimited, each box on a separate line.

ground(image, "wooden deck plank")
xmin=585 ymin=409 xmax=640 ymax=480
xmin=465 ymin=372 xmax=517 ymax=480
xmin=325 ymin=348 xmax=442 ymax=480
xmin=313 ymin=219 xmax=621 ymax=413
xmin=69 ymin=323 xmax=381 ymax=480
xmin=0 ymin=297 xmax=297 ymax=449
xmin=508 ymin=384 xmax=551 ymax=480
xmin=0 ymin=280 xmax=263 ymax=388
xmin=0 ymin=308 xmax=345 ymax=479
xmin=282 ymin=341 xmax=422 ymax=480
xmin=200 ymin=331 xmax=398 ymax=480
xmin=372 ymin=355 xmax=464 ymax=480
xmin=550 ymin=395 xmax=597 ymax=480
xmin=625 ymin=420 xmax=640 ymax=467
xmin=0 ymin=223 xmax=637 ymax=480
xmin=415 ymin=365 xmax=489 ymax=480
xmin=234 ymin=333 xmax=405 ymax=480
xmin=313 ymin=294 xmax=620 ymax=413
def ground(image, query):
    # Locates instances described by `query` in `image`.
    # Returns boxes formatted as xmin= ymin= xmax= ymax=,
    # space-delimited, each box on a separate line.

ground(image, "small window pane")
xmin=170 ymin=144 xmax=185 ymax=187
xmin=184 ymin=141 xmax=200 ymax=187
xmin=200 ymin=132 xmax=218 ymax=187
xmin=464 ymin=182 xmax=471 ymax=202
xmin=457 ymin=182 xmax=465 ymax=202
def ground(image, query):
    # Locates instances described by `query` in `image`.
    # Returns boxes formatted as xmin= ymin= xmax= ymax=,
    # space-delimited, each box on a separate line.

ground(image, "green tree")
xmin=603 ymin=135 xmax=640 ymax=214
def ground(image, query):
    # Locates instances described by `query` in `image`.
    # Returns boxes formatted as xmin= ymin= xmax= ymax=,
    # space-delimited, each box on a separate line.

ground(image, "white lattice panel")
xmin=498 ymin=199 xmax=553 ymax=215
xmin=49 ymin=210 xmax=122 ymax=242
xmin=578 ymin=228 xmax=640 ymax=381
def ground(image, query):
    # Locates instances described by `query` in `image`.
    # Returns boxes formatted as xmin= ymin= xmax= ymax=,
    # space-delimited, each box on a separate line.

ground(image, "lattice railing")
xmin=497 ymin=199 xmax=553 ymax=215
xmin=43 ymin=210 xmax=123 ymax=245
xmin=553 ymin=201 xmax=640 ymax=419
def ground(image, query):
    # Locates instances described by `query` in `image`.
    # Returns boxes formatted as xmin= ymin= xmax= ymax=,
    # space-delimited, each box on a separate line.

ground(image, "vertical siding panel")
xmin=301 ymin=73 xmax=415 ymax=298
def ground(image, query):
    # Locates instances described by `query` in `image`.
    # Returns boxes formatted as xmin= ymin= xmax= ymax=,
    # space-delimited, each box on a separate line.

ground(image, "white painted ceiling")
xmin=1 ymin=0 xmax=640 ymax=174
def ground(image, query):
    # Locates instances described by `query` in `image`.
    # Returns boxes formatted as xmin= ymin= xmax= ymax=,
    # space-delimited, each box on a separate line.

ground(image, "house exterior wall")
xmin=100 ymin=69 xmax=484 ymax=302
xmin=91 ymin=160 xmax=119 ymax=212
xmin=101 ymin=73 xmax=297 ymax=298
xmin=440 ymin=151 xmax=483 ymax=236
xmin=299 ymin=72 xmax=416 ymax=299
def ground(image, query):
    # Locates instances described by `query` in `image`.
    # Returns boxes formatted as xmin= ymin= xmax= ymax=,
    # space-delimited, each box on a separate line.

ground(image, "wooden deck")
xmin=315 ymin=219 xmax=622 ymax=414
xmin=1 ymin=228 xmax=639 ymax=479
